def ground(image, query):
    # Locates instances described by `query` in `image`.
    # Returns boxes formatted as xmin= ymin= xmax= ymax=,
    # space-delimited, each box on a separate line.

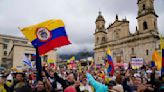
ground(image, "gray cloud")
xmin=0 ymin=0 xmax=163 ymax=54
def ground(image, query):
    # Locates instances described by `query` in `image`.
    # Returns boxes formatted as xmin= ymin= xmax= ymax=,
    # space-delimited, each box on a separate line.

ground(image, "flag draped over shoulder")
xmin=21 ymin=19 xmax=71 ymax=55
xmin=106 ymin=48 xmax=114 ymax=76
xmin=152 ymin=50 xmax=161 ymax=70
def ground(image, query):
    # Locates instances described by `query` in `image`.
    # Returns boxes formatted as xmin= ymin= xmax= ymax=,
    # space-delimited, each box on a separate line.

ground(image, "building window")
xmin=146 ymin=49 xmax=149 ymax=55
xmin=143 ymin=4 xmax=146 ymax=10
xmin=25 ymin=53 xmax=30 ymax=58
xmin=102 ymin=37 xmax=106 ymax=43
xmin=3 ymin=44 xmax=7 ymax=49
xmin=4 ymin=51 xmax=7 ymax=56
xmin=132 ymin=48 xmax=134 ymax=54
xmin=143 ymin=21 xmax=148 ymax=30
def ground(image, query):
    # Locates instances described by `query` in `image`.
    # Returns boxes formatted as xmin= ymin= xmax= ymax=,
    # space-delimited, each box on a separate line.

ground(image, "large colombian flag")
xmin=106 ymin=48 xmax=114 ymax=76
xmin=21 ymin=19 xmax=71 ymax=55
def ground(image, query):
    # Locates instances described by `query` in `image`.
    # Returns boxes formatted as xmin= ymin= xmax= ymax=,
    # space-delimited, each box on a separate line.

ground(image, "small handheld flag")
xmin=21 ymin=19 xmax=71 ymax=55
xmin=67 ymin=56 xmax=75 ymax=64
xmin=23 ymin=55 xmax=32 ymax=68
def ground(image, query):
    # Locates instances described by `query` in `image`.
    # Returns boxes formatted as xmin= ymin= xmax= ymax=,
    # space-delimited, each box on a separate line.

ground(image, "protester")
xmin=79 ymin=78 xmax=93 ymax=92
xmin=1 ymin=59 xmax=164 ymax=92
xmin=0 ymin=74 xmax=10 ymax=92
xmin=86 ymin=73 xmax=108 ymax=92
xmin=10 ymin=71 xmax=31 ymax=92
xmin=54 ymin=71 xmax=81 ymax=91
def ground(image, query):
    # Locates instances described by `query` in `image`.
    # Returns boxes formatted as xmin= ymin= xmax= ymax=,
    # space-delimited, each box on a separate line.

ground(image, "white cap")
xmin=7 ymin=74 xmax=13 ymax=81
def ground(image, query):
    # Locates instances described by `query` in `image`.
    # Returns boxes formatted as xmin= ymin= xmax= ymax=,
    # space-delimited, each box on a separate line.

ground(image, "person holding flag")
xmin=67 ymin=56 xmax=75 ymax=69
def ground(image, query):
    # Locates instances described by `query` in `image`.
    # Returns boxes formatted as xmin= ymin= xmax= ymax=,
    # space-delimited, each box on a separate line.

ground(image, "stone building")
xmin=94 ymin=0 xmax=161 ymax=64
xmin=0 ymin=34 xmax=57 ymax=69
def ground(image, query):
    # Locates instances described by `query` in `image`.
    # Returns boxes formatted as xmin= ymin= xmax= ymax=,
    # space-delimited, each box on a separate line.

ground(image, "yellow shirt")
xmin=0 ymin=84 xmax=7 ymax=92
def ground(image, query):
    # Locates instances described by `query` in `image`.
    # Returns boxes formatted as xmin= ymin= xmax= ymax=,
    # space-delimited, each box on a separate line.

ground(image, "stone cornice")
xmin=94 ymin=32 xmax=159 ymax=50
xmin=136 ymin=12 xmax=158 ymax=19
xmin=0 ymin=34 xmax=28 ymax=41
xmin=94 ymin=30 xmax=107 ymax=35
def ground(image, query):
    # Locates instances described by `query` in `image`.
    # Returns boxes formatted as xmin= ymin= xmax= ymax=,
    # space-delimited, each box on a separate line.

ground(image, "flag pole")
xmin=161 ymin=49 xmax=164 ymax=75
xmin=36 ymin=47 xmax=43 ymax=81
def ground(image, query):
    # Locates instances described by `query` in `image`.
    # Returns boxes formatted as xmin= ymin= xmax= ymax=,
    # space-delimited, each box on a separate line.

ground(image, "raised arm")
xmin=86 ymin=73 xmax=104 ymax=88
xmin=54 ymin=72 xmax=68 ymax=88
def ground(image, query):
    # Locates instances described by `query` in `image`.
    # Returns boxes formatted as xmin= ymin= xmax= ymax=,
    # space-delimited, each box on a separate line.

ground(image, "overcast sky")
xmin=0 ymin=0 xmax=164 ymax=54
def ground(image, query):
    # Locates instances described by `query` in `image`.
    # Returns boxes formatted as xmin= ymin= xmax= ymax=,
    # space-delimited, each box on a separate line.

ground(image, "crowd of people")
xmin=0 ymin=62 xmax=164 ymax=92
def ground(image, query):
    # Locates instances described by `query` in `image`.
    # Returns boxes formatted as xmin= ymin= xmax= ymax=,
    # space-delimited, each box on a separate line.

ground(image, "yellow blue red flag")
xmin=21 ymin=19 xmax=71 ymax=55
xmin=106 ymin=48 xmax=114 ymax=76
xmin=67 ymin=56 xmax=75 ymax=63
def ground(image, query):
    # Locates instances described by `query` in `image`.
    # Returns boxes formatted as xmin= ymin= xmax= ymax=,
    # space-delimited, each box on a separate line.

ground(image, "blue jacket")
xmin=86 ymin=73 xmax=108 ymax=92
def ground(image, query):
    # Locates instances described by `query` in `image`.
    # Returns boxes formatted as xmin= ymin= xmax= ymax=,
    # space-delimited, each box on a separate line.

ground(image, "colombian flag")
xmin=67 ymin=56 xmax=75 ymax=64
xmin=106 ymin=48 xmax=114 ymax=76
xmin=21 ymin=19 xmax=71 ymax=55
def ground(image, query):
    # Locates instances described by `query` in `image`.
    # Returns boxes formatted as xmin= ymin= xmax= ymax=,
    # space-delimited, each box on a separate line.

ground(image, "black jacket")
xmin=54 ymin=73 xmax=80 ymax=92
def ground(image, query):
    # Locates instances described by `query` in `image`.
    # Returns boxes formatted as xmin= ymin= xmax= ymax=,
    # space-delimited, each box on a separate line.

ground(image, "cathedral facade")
xmin=94 ymin=0 xmax=161 ymax=64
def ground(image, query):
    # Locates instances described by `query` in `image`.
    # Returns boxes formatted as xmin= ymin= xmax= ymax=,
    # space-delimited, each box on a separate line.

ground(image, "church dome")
xmin=96 ymin=11 xmax=105 ymax=22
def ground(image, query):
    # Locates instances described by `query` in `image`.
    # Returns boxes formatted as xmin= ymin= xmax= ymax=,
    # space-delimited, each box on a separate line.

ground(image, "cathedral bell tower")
xmin=94 ymin=11 xmax=107 ymax=46
xmin=136 ymin=0 xmax=158 ymax=34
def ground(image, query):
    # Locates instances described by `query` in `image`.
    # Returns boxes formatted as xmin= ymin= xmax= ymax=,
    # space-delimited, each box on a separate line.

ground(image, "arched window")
xmin=146 ymin=49 xmax=149 ymax=55
xmin=143 ymin=4 xmax=146 ymax=10
xmin=102 ymin=37 xmax=106 ymax=43
xmin=143 ymin=21 xmax=148 ymax=30
xmin=4 ymin=51 xmax=7 ymax=56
